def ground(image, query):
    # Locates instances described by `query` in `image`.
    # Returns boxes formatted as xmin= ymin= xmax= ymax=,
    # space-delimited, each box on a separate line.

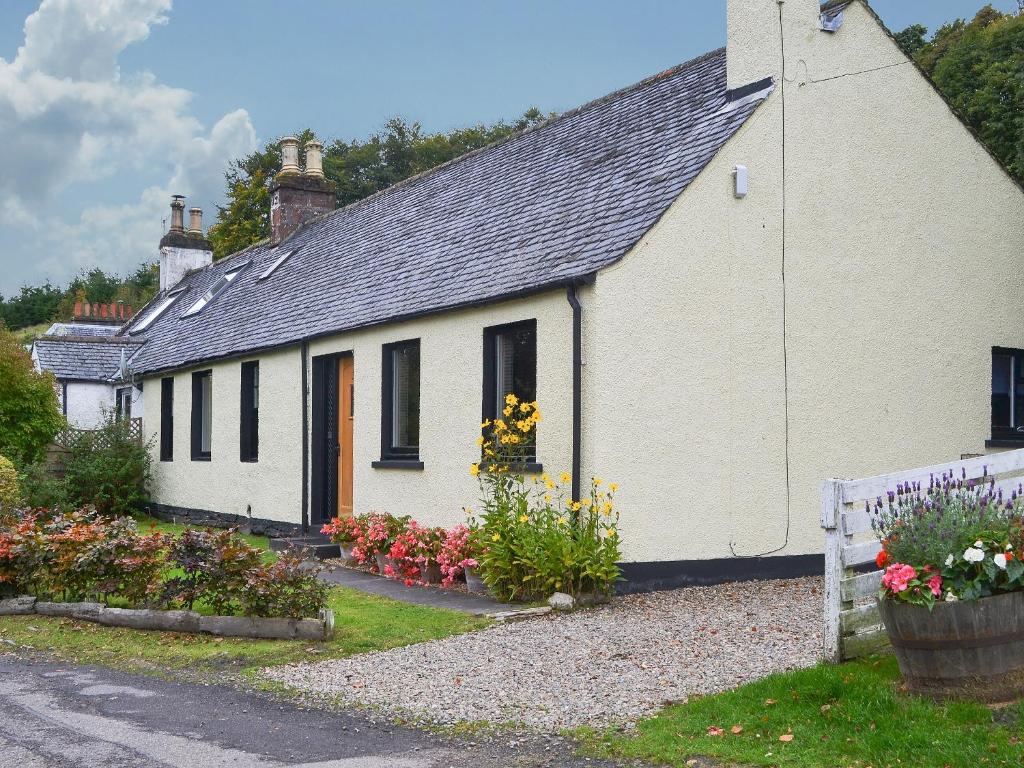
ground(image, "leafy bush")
xmin=16 ymin=462 xmax=70 ymax=512
xmin=62 ymin=415 xmax=152 ymax=517
xmin=0 ymin=455 xmax=20 ymax=525
xmin=872 ymin=470 xmax=1024 ymax=606
xmin=159 ymin=527 xmax=262 ymax=612
xmin=470 ymin=399 xmax=622 ymax=600
xmin=0 ymin=325 xmax=64 ymax=466
xmin=350 ymin=512 xmax=409 ymax=568
xmin=239 ymin=552 xmax=327 ymax=619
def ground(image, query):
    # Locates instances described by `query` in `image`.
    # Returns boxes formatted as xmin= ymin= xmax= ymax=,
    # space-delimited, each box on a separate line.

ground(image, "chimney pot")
xmin=74 ymin=301 xmax=83 ymax=318
xmin=169 ymin=195 xmax=186 ymax=233
xmin=188 ymin=207 xmax=203 ymax=234
xmin=92 ymin=302 xmax=100 ymax=317
xmin=304 ymin=140 xmax=325 ymax=178
xmin=279 ymin=137 xmax=300 ymax=176
xmin=126 ymin=305 xmax=133 ymax=318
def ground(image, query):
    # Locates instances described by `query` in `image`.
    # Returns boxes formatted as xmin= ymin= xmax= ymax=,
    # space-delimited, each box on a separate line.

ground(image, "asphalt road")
xmin=0 ymin=654 xmax=634 ymax=768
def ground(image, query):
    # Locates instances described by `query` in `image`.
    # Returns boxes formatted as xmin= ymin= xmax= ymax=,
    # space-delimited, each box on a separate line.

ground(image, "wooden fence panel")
xmin=821 ymin=447 xmax=1024 ymax=662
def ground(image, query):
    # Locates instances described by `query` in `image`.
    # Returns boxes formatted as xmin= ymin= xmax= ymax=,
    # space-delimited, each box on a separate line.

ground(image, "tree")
xmin=894 ymin=23 xmax=928 ymax=57
xmin=0 ymin=324 xmax=64 ymax=466
xmin=896 ymin=6 xmax=1024 ymax=184
xmin=208 ymin=110 xmax=548 ymax=258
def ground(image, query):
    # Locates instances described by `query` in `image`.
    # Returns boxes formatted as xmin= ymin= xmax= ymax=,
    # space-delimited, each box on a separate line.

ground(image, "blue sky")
xmin=0 ymin=0 xmax=1014 ymax=296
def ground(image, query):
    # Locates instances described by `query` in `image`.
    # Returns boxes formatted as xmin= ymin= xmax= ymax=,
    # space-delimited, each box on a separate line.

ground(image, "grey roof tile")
xmin=125 ymin=48 xmax=767 ymax=375
xmin=34 ymin=337 xmax=143 ymax=381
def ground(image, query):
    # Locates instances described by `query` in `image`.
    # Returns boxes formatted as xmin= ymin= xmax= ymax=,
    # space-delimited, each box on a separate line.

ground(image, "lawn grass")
xmin=0 ymin=585 xmax=488 ymax=677
xmin=580 ymin=656 xmax=1024 ymax=768
xmin=134 ymin=514 xmax=278 ymax=563
xmin=0 ymin=514 xmax=488 ymax=678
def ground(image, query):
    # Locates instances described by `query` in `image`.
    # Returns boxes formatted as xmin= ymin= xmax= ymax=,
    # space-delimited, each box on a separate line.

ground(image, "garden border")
xmin=0 ymin=596 xmax=334 ymax=641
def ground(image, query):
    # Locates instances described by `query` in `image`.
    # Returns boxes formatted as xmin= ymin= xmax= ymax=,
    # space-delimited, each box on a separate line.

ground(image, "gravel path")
xmin=263 ymin=576 xmax=823 ymax=731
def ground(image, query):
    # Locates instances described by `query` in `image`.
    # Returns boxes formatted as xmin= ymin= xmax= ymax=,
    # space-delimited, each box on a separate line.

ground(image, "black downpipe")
xmin=566 ymin=282 xmax=584 ymax=502
xmin=300 ymin=341 xmax=309 ymax=534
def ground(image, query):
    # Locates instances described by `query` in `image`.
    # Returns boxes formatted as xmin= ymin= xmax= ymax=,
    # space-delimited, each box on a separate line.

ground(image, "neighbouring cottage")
xmin=31 ymin=301 xmax=141 ymax=429
xmin=116 ymin=0 xmax=1024 ymax=590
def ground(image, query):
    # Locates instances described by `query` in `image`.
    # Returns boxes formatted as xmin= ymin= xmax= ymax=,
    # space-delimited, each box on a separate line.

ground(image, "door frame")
xmin=310 ymin=351 xmax=353 ymax=526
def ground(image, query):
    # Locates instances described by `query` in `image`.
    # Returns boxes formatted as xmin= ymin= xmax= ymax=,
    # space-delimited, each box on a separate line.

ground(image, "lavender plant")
xmin=871 ymin=466 xmax=1022 ymax=569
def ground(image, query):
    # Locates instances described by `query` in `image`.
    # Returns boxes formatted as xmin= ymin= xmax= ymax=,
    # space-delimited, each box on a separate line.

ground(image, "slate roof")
xmin=124 ymin=47 xmax=770 ymax=376
xmin=34 ymin=336 xmax=143 ymax=382
xmin=45 ymin=322 xmax=120 ymax=338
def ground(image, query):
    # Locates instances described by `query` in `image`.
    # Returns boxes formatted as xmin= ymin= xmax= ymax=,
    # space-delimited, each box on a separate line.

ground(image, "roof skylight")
xmin=129 ymin=289 xmax=183 ymax=334
xmin=182 ymin=264 xmax=247 ymax=318
xmin=259 ymin=247 xmax=300 ymax=281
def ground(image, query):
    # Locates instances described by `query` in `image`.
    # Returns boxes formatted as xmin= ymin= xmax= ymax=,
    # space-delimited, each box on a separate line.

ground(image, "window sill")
xmin=240 ymin=458 xmax=259 ymax=464
xmin=985 ymin=439 xmax=1024 ymax=449
xmin=483 ymin=461 xmax=543 ymax=474
xmin=191 ymin=455 xmax=211 ymax=462
xmin=372 ymin=459 xmax=424 ymax=470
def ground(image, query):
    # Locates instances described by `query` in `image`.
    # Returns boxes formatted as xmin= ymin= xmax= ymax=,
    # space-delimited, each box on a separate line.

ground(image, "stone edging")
xmin=0 ymin=596 xmax=333 ymax=641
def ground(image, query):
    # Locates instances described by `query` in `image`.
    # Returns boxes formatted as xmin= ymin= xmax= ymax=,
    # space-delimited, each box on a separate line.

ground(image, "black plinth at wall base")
xmin=144 ymin=502 xmax=302 ymax=539
xmin=617 ymin=554 xmax=825 ymax=594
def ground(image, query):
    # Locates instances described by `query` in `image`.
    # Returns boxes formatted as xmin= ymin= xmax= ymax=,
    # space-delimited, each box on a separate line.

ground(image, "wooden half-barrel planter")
xmin=878 ymin=591 xmax=1024 ymax=703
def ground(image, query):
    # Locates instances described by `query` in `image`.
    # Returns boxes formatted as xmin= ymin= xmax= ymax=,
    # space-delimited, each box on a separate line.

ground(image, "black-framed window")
xmin=483 ymin=319 xmax=537 ymax=460
xmin=191 ymin=370 xmax=212 ymax=461
xmin=115 ymin=387 xmax=132 ymax=421
xmin=992 ymin=348 xmax=1024 ymax=441
xmin=160 ymin=377 xmax=173 ymax=461
xmin=381 ymin=339 xmax=420 ymax=460
xmin=240 ymin=361 xmax=259 ymax=462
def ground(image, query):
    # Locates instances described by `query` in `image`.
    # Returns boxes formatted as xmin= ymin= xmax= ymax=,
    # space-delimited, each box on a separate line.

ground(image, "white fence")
xmin=820 ymin=447 xmax=1024 ymax=663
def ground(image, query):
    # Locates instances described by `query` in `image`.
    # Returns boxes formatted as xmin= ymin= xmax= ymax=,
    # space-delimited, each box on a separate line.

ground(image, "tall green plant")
xmin=62 ymin=414 xmax=152 ymax=517
xmin=0 ymin=325 xmax=64 ymax=465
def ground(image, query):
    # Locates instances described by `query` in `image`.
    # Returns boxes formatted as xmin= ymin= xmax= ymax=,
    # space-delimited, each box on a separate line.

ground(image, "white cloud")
xmin=0 ymin=0 xmax=257 ymax=293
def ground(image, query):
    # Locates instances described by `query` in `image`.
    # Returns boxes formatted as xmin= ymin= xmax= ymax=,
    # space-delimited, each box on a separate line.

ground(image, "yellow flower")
xmin=569 ymin=501 xmax=582 ymax=512
xmin=602 ymin=501 xmax=613 ymax=516
xmin=593 ymin=477 xmax=603 ymax=486
xmin=544 ymin=493 xmax=553 ymax=503
xmin=492 ymin=532 xmax=501 ymax=542
xmin=604 ymin=528 xmax=616 ymax=538
xmin=480 ymin=419 xmax=491 ymax=429
xmin=508 ymin=434 xmax=520 ymax=444
xmin=581 ymin=498 xmax=591 ymax=507
xmin=609 ymin=482 xmax=619 ymax=492
xmin=505 ymin=393 xmax=518 ymax=406
xmin=494 ymin=419 xmax=507 ymax=431
xmin=545 ymin=480 xmax=555 ymax=490
xmin=560 ymin=472 xmax=571 ymax=484
xmin=503 ymin=405 xmax=513 ymax=417
xmin=484 ymin=448 xmax=495 ymax=457
xmin=469 ymin=463 xmax=480 ymax=476
xmin=475 ymin=436 xmax=485 ymax=446
xmin=519 ymin=402 xmax=531 ymax=413
xmin=541 ymin=472 xmax=551 ymax=483
xmin=519 ymin=515 xmax=529 ymax=523
xmin=531 ymin=411 xmax=543 ymax=423
xmin=557 ymin=516 xmax=568 ymax=525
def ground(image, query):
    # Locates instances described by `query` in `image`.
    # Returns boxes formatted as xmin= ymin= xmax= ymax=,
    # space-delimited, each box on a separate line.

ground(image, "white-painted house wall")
xmin=62 ymin=382 xmax=118 ymax=429
xmin=584 ymin=0 xmax=1024 ymax=563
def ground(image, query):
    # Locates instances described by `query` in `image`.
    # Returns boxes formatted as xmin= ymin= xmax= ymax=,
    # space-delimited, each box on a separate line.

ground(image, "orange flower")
xmin=875 ymin=550 xmax=889 ymax=569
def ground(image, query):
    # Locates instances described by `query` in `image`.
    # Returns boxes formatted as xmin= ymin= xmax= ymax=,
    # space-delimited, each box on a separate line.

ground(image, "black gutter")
xmin=566 ymin=279 xmax=587 ymax=502
xmin=300 ymin=340 xmax=309 ymax=534
xmin=61 ymin=381 xmax=67 ymax=416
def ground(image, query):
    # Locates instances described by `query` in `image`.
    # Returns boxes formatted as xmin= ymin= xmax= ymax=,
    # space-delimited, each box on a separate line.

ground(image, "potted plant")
xmin=438 ymin=523 xmax=480 ymax=589
xmin=320 ymin=515 xmax=362 ymax=565
xmin=872 ymin=470 xmax=1024 ymax=702
xmin=389 ymin=521 xmax=446 ymax=586
xmin=355 ymin=512 xmax=408 ymax=574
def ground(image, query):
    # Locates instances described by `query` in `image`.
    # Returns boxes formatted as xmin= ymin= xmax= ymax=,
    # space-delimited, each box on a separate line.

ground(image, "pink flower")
xmin=882 ymin=563 xmax=917 ymax=594
xmin=927 ymin=573 xmax=942 ymax=596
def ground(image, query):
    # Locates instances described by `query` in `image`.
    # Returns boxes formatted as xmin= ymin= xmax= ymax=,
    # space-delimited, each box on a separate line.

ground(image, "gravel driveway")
xmin=264 ymin=576 xmax=823 ymax=730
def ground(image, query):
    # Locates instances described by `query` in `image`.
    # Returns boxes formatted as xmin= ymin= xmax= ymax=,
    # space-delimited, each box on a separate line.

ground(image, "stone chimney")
xmin=73 ymin=299 xmax=134 ymax=324
xmin=726 ymin=0 xmax=821 ymax=91
xmin=159 ymin=195 xmax=213 ymax=291
xmin=269 ymin=137 xmax=336 ymax=246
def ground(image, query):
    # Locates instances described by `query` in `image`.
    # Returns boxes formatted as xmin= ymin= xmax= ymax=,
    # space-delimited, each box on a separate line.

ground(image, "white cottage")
xmin=119 ymin=0 xmax=1024 ymax=590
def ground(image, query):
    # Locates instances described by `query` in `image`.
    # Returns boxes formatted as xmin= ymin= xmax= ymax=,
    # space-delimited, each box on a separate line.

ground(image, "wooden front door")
xmin=337 ymin=356 xmax=354 ymax=518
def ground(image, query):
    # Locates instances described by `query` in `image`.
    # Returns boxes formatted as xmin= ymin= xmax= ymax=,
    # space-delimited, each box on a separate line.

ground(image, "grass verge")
xmin=578 ymin=656 xmax=1024 ymax=768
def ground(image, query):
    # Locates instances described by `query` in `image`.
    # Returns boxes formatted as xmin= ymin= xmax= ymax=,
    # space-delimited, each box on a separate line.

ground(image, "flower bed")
xmin=322 ymin=399 xmax=623 ymax=602
xmin=0 ymin=508 xmax=327 ymax=621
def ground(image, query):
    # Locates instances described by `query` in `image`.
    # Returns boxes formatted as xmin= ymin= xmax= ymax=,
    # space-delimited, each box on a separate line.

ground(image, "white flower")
xmin=945 ymin=591 xmax=959 ymax=602
xmin=963 ymin=547 xmax=985 ymax=563
xmin=995 ymin=553 xmax=1008 ymax=569
xmin=945 ymin=554 xmax=955 ymax=567
xmin=975 ymin=540 xmax=984 ymax=548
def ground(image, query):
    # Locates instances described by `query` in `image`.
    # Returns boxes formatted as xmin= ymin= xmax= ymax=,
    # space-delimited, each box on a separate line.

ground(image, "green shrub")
xmin=16 ymin=462 xmax=70 ymax=511
xmin=0 ymin=455 xmax=20 ymax=524
xmin=470 ymin=400 xmax=622 ymax=601
xmin=0 ymin=325 xmax=64 ymax=466
xmin=240 ymin=552 xmax=328 ymax=619
xmin=62 ymin=415 xmax=152 ymax=517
